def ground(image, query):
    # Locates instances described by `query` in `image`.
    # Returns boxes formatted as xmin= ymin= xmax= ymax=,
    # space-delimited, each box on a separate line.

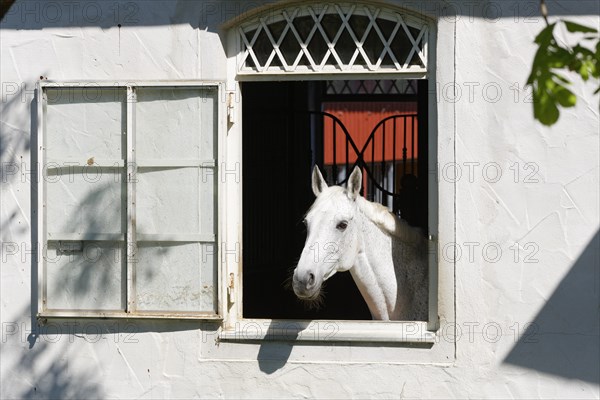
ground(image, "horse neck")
xmin=355 ymin=197 xmax=395 ymax=262
xmin=350 ymin=199 xmax=398 ymax=320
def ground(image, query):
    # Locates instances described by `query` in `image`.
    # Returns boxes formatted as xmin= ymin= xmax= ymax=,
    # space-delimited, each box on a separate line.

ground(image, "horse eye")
xmin=336 ymin=221 xmax=348 ymax=231
xmin=302 ymin=219 xmax=307 ymax=226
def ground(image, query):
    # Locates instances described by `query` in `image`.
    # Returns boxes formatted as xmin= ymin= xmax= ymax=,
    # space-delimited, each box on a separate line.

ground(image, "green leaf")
xmin=534 ymin=23 xmax=557 ymax=45
xmin=580 ymin=62 xmax=590 ymax=80
xmin=554 ymin=86 xmax=577 ymax=107
xmin=581 ymin=68 xmax=589 ymax=80
xmin=564 ymin=20 xmax=598 ymax=34
xmin=544 ymin=77 xmax=557 ymax=90
xmin=533 ymin=85 xmax=560 ymax=126
xmin=536 ymin=96 xmax=560 ymax=126
xmin=573 ymin=44 xmax=596 ymax=57
xmin=547 ymin=48 xmax=573 ymax=68
xmin=528 ymin=19 xmax=600 ymax=126
xmin=553 ymin=74 xmax=571 ymax=84
xmin=591 ymin=61 xmax=599 ymax=79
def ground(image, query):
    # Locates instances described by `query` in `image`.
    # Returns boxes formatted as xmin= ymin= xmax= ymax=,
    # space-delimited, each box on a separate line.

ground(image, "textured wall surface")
xmin=1 ymin=1 xmax=599 ymax=398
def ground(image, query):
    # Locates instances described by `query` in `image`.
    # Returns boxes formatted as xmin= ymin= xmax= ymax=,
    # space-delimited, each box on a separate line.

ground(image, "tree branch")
xmin=540 ymin=0 xmax=550 ymax=26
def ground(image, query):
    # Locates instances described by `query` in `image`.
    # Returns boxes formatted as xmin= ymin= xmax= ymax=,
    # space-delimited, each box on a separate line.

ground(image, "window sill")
xmin=219 ymin=319 xmax=436 ymax=344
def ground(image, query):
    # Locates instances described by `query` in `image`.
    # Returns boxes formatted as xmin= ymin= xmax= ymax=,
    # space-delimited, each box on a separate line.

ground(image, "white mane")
xmin=356 ymin=196 xmax=424 ymax=244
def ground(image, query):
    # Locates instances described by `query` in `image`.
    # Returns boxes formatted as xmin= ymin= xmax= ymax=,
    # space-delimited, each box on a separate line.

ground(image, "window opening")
xmin=242 ymin=79 xmax=428 ymax=320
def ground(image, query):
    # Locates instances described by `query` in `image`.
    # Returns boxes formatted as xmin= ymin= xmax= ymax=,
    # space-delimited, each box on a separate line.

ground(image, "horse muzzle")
xmin=292 ymin=269 xmax=320 ymax=299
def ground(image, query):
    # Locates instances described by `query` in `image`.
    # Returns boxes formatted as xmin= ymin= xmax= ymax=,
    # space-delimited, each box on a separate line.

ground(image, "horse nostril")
xmin=308 ymin=273 xmax=315 ymax=287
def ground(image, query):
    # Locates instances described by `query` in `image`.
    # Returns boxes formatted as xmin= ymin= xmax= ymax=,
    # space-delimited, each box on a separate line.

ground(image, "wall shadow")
xmin=256 ymin=320 xmax=298 ymax=374
xmin=5 ymin=92 xmax=206 ymax=399
xmin=2 ymin=0 xmax=599 ymax=31
xmin=504 ymin=230 xmax=600 ymax=384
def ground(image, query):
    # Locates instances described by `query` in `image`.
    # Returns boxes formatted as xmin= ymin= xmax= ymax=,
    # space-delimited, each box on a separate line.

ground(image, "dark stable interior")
xmin=242 ymin=80 xmax=428 ymax=320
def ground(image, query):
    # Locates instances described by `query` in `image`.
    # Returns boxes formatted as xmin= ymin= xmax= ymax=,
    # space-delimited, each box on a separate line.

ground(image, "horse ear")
xmin=347 ymin=166 xmax=362 ymax=200
xmin=312 ymin=165 xmax=327 ymax=197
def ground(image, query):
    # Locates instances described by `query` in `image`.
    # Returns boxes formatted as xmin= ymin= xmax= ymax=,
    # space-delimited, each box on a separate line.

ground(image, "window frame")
xmin=37 ymin=80 xmax=226 ymax=320
xmin=222 ymin=77 xmax=438 ymax=342
xmin=220 ymin=3 xmax=454 ymax=346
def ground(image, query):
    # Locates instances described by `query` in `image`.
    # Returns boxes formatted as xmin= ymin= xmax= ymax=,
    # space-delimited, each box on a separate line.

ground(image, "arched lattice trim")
xmin=236 ymin=3 xmax=429 ymax=74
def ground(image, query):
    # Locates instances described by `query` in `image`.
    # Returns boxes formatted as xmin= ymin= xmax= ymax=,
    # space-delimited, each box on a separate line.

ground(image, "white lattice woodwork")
xmin=237 ymin=3 xmax=428 ymax=75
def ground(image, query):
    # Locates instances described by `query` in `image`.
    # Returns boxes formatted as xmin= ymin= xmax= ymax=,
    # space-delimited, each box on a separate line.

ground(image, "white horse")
xmin=292 ymin=166 xmax=428 ymax=321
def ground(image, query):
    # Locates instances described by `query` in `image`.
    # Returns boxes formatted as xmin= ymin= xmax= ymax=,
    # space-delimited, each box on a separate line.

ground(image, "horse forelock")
xmin=305 ymin=186 xmax=351 ymax=218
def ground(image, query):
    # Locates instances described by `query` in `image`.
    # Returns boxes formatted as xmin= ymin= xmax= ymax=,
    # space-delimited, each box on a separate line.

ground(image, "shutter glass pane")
xmin=135 ymin=242 xmax=216 ymax=313
xmin=137 ymin=167 xmax=200 ymax=234
xmin=45 ymin=242 xmax=125 ymax=310
xmin=45 ymin=88 xmax=125 ymax=160
xmin=136 ymin=87 xmax=216 ymax=160
xmin=46 ymin=168 xmax=125 ymax=236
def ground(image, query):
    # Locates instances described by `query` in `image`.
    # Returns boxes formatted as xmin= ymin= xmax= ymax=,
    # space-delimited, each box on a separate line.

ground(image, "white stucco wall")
xmin=1 ymin=1 xmax=599 ymax=398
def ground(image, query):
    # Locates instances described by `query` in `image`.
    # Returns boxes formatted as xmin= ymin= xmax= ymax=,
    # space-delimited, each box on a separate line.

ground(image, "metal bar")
xmin=358 ymin=114 xmax=419 ymax=199
xmin=333 ymin=121 xmax=337 ymax=184
xmin=403 ymin=116 xmax=407 ymax=174
xmin=359 ymin=114 xmax=417 ymax=154
xmin=412 ymin=115 xmax=416 ymax=174
xmin=307 ymin=111 xmax=362 ymax=185
xmin=382 ymin=120 xmax=386 ymax=194
xmin=393 ymin=116 xmax=397 ymax=201
xmin=345 ymin=128 xmax=349 ymax=179
xmin=371 ymin=127 xmax=375 ymax=200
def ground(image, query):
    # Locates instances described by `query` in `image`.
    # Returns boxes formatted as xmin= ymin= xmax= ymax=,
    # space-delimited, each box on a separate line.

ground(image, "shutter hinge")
xmin=227 ymin=272 xmax=236 ymax=303
xmin=227 ymin=92 xmax=236 ymax=125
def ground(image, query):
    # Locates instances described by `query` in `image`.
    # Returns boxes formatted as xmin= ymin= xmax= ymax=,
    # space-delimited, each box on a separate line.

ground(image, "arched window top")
xmin=235 ymin=2 xmax=429 ymax=75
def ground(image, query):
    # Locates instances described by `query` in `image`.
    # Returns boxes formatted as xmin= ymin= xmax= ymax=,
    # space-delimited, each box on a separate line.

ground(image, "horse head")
xmin=292 ymin=165 xmax=363 ymax=301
